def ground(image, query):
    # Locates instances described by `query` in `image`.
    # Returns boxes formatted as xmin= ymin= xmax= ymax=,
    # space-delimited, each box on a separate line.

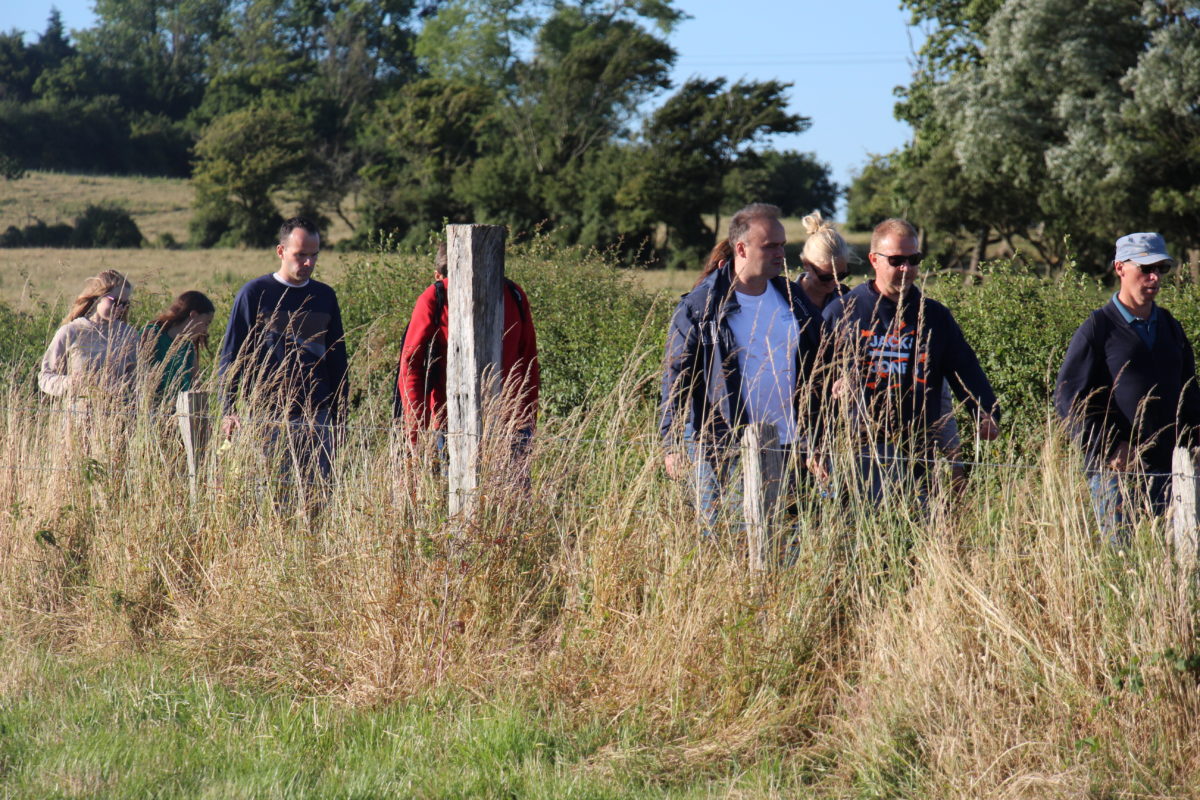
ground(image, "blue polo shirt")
xmin=1111 ymin=293 xmax=1158 ymax=350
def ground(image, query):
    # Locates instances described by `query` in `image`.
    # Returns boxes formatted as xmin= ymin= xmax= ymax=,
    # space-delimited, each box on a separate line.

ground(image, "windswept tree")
xmin=638 ymin=77 xmax=806 ymax=265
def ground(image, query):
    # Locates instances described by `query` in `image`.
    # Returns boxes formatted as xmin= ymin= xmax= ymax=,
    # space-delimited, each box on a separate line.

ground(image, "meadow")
xmin=2 ymin=232 xmax=1200 ymax=798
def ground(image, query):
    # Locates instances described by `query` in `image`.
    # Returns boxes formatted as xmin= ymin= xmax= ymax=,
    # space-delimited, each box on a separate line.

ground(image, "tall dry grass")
xmin=2 ymin=347 xmax=1199 ymax=796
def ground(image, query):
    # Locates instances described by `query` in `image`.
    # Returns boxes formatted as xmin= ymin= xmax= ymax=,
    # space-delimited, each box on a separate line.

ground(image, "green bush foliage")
xmin=0 ymin=204 xmax=142 ymax=248
xmin=69 ymin=203 xmax=142 ymax=247
xmin=334 ymin=235 xmax=670 ymax=420
xmin=925 ymin=261 xmax=1108 ymax=438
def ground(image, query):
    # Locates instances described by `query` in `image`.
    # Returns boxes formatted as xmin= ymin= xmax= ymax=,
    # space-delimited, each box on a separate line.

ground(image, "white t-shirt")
xmin=727 ymin=287 xmax=799 ymax=444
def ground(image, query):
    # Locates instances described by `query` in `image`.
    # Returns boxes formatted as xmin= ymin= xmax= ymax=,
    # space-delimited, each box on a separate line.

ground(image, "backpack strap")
xmin=505 ymin=279 xmax=525 ymax=324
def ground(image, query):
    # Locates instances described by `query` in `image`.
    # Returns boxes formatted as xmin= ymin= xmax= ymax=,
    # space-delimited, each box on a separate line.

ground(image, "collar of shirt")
xmin=272 ymin=273 xmax=310 ymax=289
xmin=1111 ymin=292 xmax=1158 ymax=348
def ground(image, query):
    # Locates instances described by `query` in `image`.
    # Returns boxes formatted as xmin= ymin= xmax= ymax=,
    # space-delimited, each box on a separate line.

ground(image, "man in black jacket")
xmin=821 ymin=217 xmax=1000 ymax=502
xmin=1055 ymin=232 xmax=1200 ymax=539
xmin=660 ymin=203 xmax=821 ymax=529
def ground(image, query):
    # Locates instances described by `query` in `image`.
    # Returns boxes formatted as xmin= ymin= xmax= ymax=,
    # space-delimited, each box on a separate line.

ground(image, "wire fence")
xmin=0 ymin=399 xmax=1187 ymax=483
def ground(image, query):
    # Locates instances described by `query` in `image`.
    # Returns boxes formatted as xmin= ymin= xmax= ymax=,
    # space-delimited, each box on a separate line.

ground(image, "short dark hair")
xmin=278 ymin=216 xmax=321 ymax=245
xmin=727 ymin=203 xmax=782 ymax=245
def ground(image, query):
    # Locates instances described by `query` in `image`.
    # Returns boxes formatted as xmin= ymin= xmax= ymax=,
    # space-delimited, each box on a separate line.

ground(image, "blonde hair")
xmin=870 ymin=217 xmax=919 ymax=252
xmin=65 ymin=269 xmax=132 ymax=323
xmin=800 ymin=211 xmax=850 ymax=268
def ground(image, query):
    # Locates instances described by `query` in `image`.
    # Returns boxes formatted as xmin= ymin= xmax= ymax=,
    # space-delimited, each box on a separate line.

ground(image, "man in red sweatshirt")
xmin=396 ymin=242 xmax=539 ymax=460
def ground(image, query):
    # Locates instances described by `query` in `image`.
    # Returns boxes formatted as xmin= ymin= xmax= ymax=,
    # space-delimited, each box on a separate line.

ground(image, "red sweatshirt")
xmin=397 ymin=279 xmax=539 ymax=435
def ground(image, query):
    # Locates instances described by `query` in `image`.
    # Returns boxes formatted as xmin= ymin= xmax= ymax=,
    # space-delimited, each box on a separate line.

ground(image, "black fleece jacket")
xmin=1055 ymin=299 xmax=1200 ymax=472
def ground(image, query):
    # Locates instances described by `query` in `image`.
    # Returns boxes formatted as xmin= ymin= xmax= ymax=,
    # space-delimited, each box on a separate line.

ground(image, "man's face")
xmin=277 ymin=227 xmax=320 ymax=285
xmin=734 ymin=218 xmax=787 ymax=280
xmin=1115 ymin=258 xmax=1168 ymax=307
xmin=869 ymin=233 xmax=922 ymax=299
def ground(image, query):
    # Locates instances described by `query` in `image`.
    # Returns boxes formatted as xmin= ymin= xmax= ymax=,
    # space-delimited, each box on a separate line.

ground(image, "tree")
xmin=722 ymin=149 xmax=837 ymax=219
xmin=190 ymin=104 xmax=309 ymax=246
xmin=639 ymin=77 xmax=806 ymax=265
xmin=880 ymin=0 xmax=1200 ymax=273
xmin=356 ymin=78 xmax=498 ymax=243
xmin=372 ymin=0 xmax=679 ymax=249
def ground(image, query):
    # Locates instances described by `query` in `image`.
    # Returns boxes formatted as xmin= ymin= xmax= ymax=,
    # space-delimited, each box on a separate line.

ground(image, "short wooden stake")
xmin=742 ymin=422 xmax=783 ymax=573
xmin=1171 ymin=446 xmax=1199 ymax=573
xmin=175 ymin=390 xmax=210 ymax=497
xmin=446 ymin=224 xmax=506 ymax=520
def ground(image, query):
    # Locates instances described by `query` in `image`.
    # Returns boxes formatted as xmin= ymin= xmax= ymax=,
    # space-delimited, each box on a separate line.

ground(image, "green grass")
xmin=0 ymin=643 xmax=725 ymax=799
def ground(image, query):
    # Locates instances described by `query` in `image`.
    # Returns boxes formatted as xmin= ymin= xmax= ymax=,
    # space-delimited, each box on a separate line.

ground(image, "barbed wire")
xmin=6 ymin=399 xmax=1196 ymax=481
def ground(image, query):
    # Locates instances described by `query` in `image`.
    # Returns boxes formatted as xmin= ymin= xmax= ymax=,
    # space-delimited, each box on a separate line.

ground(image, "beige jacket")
xmin=38 ymin=317 xmax=139 ymax=399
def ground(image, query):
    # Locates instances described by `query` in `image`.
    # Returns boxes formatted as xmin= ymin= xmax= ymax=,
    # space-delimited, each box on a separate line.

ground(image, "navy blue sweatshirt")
xmin=218 ymin=274 xmax=349 ymax=418
xmin=1054 ymin=299 xmax=1200 ymax=472
xmin=821 ymin=282 xmax=999 ymax=443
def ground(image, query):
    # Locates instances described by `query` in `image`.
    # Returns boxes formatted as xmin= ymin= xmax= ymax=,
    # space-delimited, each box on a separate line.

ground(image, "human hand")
xmin=977 ymin=412 xmax=999 ymax=441
xmin=806 ymin=454 xmax=830 ymax=484
xmin=221 ymin=414 xmax=240 ymax=440
xmin=1108 ymin=441 xmax=1131 ymax=472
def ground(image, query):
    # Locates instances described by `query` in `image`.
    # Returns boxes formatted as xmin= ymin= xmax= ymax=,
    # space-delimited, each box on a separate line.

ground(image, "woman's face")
xmin=807 ymin=258 xmax=848 ymax=295
xmin=93 ymin=284 xmax=132 ymax=322
xmin=183 ymin=311 xmax=214 ymax=338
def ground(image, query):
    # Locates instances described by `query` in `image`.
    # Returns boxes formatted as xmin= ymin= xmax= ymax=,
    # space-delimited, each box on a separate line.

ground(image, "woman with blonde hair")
xmin=796 ymin=210 xmax=852 ymax=314
xmin=141 ymin=290 xmax=216 ymax=397
xmin=39 ymin=269 xmax=139 ymax=402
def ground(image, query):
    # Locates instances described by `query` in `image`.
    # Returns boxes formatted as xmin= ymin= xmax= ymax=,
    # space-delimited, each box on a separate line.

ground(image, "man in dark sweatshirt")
xmin=218 ymin=217 xmax=349 ymax=488
xmin=1055 ymin=232 xmax=1200 ymax=539
xmin=821 ymin=217 xmax=999 ymax=502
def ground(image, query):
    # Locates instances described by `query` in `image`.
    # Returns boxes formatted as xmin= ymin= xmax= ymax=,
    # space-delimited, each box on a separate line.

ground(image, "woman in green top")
xmin=141 ymin=291 xmax=215 ymax=397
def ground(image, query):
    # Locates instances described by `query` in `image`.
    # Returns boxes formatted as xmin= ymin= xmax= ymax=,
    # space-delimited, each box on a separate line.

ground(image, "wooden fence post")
xmin=1171 ymin=446 xmax=1198 ymax=572
xmin=742 ymin=422 xmax=783 ymax=573
xmin=175 ymin=390 xmax=210 ymax=497
xmin=446 ymin=224 xmax=506 ymax=520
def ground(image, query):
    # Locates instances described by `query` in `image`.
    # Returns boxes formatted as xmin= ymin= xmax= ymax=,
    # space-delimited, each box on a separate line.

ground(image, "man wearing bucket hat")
xmin=1055 ymin=232 xmax=1200 ymax=540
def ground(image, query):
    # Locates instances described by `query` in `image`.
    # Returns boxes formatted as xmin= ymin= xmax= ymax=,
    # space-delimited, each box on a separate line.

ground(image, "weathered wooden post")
xmin=1171 ymin=446 xmax=1199 ymax=573
xmin=175 ymin=390 xmax=210 ymax=497
xmin=446 ymin=224 xmax=506 ymax=520
xmin=742 ymin=422 xmax=783 ymax=572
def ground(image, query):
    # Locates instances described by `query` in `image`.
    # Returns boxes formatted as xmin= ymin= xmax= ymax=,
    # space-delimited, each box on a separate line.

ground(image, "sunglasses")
xmin=1132 ymin=261 xmax=1171 ymax=276
xmin=873 ymin=252 xmax=923 ymax=268
xmin=812 ymin=268 xmax=849 ymax=283
xmin=104 ymin=295 xmax=131 ymax=308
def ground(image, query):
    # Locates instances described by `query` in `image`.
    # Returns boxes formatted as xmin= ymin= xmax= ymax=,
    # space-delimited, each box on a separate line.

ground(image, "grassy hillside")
xmin=0 ymin=247 xmax=360 ymax=312
xmin=0 ymin=172 xmax=359 ymax=249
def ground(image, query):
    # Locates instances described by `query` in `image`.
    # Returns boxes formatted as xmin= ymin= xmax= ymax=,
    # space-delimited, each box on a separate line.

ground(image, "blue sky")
xmin=10 ymin=1 xmax=922 ymax=217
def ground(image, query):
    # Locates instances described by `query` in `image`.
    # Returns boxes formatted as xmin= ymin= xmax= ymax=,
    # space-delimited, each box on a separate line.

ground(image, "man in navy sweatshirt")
xmin=820 ymin=217 xmax=1000 ymax=501
xmin=218 ymin=217 xmax=349 ymax=488
xmin=1055 ymin=232 xmax=1200 ymax=539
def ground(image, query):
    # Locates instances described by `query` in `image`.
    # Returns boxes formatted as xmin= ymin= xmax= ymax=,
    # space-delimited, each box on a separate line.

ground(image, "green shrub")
xmin=70 ymin=203 xmax=142 ymax=248
xmin=0 ymin=220 xmax=73 ymax=247
xmin=925 ymin=261 xmax=1107 ymax=439
xmin=334 ymin=235 xmax=669 ymax=420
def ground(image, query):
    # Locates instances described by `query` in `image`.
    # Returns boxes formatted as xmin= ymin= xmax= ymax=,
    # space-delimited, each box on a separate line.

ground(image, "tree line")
xmin=0 ymin=0 xmax=836 ymax=266
xmin=846 ymin=0 xmax=1200 ymax=274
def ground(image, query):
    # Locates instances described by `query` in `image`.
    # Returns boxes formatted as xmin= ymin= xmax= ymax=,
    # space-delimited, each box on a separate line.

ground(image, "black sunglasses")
xmin=813 ymin=269 xmax=849 ymax=283
xmin=1134 ymin=261 xmax=1172 ymax=276
xmin=104 ymin=294 xmax=131 ymax=308
xmin=873 ymin=252 xmax=923 ymax=267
